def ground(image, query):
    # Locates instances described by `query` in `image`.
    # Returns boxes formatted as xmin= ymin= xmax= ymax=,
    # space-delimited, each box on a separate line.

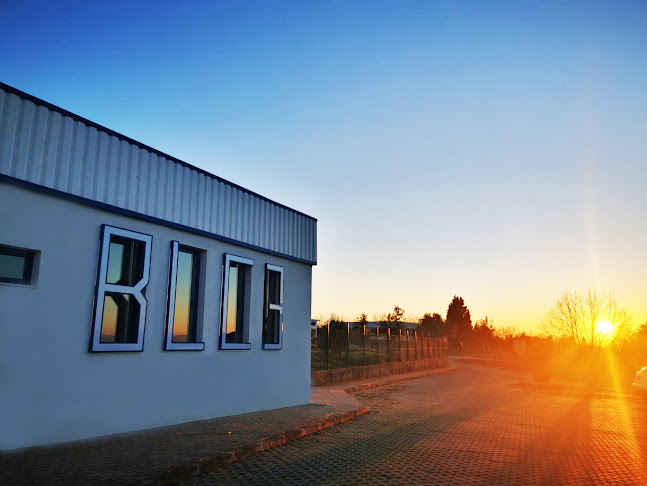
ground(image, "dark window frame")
xmin=89 ymin=225 xmax=152 ymax=353
xmin=220 ymin=254 xmax=253 ymax=350
xmin=263 ymin=264 xmax=284 ymax=350
xmin=0 ymin=245 xmax=35 ymax=285
xmin=164 ymin=241 xmax=205 ymax=351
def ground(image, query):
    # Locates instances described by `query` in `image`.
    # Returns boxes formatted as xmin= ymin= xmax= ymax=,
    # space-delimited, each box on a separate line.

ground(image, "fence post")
xmin=405 ymin=330 xmax=409 ymax=361
xmin=414 ymin=331 xmax=418 ymax=360
xmin=376 ymin=326 xmax=380 ymax=364
xmin=362 ymin=324 xmax=366 ymax=366
xmin=325 ymin=321 xmax=330 ymax=370
xmin=427 ymin=332 xmax=430 ymax=358
xmin=398 ymin=329 xmax=402 ymax=362
xmin=420 ymin=332 xmax=424 ymax=359
xmin=387 ymin=327 xmax=391 ymax=363
xmin=346 ymin=322 xmax=350 ymax=368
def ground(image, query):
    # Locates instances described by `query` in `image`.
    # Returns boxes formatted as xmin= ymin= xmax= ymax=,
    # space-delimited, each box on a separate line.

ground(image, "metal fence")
xmin=311 ymin=324 xmax=449 ymax=371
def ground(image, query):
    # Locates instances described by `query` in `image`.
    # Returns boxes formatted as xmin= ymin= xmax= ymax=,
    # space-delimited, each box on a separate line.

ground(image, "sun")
xmin=597 ymin=320 xmax=613 ymax=335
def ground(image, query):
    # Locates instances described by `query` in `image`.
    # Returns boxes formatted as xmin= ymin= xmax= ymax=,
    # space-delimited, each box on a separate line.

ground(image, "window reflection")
xmin=220 ymin=254 xmax=253 ymax=350
xmin=0 ymin=253 xmax=26 ymax=280
xmin=265 ymin=309 xmax=281 ymax=344
xmin=226 ymin=261 xmax=248 ymax=344
xmin=268 ymin=271 xmax=280 ymax=303
xmin=263 ymin=266 xmax=283 ymax=348
xmin=106 ymin=236 xmax=145 ymax=285
xmin=100 ymin=292 xmax=140 ymax=343
xmin=172 ymin=249 xmax=199 ymax=343
xmin=0 ymin=245 xmax=35 ymax=285
xmin=91 ymin=225 xmax=151 ymax=352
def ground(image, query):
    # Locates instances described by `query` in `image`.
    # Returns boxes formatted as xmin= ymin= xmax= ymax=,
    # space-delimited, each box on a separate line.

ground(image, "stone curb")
xmin=146 ymin=367 xmax=456 ymax=484
xmin=145 ymin=406 xmax=370 ymax=485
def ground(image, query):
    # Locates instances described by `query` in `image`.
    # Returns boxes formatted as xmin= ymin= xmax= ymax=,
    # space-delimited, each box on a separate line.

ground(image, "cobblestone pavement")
xmin=189 ymin=362 xmax=647 ymax=485
xmin=1 ymin=368 xmax=452 ymax=485
xmin=0 ymin=386 xmax=369 ymax=485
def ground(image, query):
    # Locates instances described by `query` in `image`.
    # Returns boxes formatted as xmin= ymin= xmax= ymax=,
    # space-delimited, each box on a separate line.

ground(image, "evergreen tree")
xmin=446 ymin=296 xmax=472 ymax=346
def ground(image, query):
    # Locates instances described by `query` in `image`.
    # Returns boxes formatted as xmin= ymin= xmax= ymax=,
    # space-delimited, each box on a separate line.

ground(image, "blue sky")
xmin=2 ymin=1 xmax=646 ymax=331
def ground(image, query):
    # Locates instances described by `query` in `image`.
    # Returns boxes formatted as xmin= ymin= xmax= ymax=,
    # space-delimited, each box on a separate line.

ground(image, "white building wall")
xmin=0 ymin=182 xmax=312 ymax=450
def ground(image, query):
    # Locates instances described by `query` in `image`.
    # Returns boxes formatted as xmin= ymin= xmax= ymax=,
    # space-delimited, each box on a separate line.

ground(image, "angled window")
xmin=90 ymin=225 xmax=152 ymax=352
xmin=263 ymin=264 xmax=284 ymax=350
xmin=0 ymin=245 xmax=38 ymax=285
xmin=220 ymin=254 xmax=253 ymax=350
xmin=164 ymin=241 xmax=204 ymax=351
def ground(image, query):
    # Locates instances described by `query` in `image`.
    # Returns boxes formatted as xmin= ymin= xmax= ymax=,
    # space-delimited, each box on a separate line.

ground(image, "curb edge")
xmin=147 ymin=407 xmax=370 ymax=485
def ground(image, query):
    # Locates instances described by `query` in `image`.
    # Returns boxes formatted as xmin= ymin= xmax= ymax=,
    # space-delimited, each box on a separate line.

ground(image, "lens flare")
xmin=597 ymin=320 xmax=613 ymax=335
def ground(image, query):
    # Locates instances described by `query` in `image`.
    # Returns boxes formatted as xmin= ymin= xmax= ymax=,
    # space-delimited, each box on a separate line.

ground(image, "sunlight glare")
xmin=597 ymin=320 xmax=613 ymax=335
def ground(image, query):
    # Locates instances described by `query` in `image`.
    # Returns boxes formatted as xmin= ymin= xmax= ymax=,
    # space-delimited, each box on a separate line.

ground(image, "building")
xmin=310 ymin=318 xmax=320 ymax=337
xmin=349 ymin=321 xmax=421 ymax=331
xmin=0 ymin=82 xmax=317 ymax=451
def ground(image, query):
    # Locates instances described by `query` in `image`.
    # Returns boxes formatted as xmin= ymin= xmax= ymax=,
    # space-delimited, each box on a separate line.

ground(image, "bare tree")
xmin=493 ymin=325 xmax=522 ymax=340
xmin=540 ymin=290 xmax=633 ymax=346
xmin=387 ymin=305 xmax=405 ymax=323
xmin=386 ymin=305 xmax=405 ymax=330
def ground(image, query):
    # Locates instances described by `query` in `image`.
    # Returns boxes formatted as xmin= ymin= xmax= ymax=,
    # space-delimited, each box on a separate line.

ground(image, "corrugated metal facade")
xmin=0 ymin=84 xmax=316 ymax=264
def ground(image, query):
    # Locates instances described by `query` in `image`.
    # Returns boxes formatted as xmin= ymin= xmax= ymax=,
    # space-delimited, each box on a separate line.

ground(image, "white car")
xmin=633 ymin=366 xmax=647 ymax=399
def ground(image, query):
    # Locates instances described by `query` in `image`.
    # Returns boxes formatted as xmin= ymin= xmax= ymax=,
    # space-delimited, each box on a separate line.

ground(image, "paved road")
xmin=188 ymin=362 xmax=647 ymax=485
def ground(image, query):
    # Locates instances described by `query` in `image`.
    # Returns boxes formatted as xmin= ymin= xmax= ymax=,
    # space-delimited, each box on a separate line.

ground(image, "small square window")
xmin=220 ymin=254 xmax=253 ymax=350
xmin=0 ymin=245 xmax=36 ymax=285
xmin=263 ymin=264 xmax=284 ymax=350
xmin=164 ymin=241 xmax=205 ymax=351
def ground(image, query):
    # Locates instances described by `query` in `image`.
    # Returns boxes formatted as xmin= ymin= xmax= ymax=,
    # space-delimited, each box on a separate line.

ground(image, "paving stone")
xmin=0 ymin=384 xmax=372 ymax=485
xmin=189 ymin=362 xmax=647 ymax=485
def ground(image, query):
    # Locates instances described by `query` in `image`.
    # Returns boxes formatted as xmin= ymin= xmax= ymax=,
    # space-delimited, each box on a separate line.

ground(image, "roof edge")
xmin=0 ymin=175 xmax=317 ymax=266
xmin=0 ymin=81 xmax=317 ymax=222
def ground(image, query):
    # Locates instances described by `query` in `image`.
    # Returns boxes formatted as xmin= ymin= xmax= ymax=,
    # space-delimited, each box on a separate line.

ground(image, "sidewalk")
xmin=0 ymin=367 xmax=455 ymax=486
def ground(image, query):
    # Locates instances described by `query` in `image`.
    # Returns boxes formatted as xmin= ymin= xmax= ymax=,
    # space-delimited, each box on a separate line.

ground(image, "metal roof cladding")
xmin=0 ymin=82 xmax=317 ymax=265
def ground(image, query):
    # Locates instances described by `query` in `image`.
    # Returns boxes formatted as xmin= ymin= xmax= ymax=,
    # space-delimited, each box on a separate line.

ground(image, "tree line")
xmin=316 ymin=287 xmax=645 ymax=387
xmin=322 ymin=296 xmax=514 ymax=354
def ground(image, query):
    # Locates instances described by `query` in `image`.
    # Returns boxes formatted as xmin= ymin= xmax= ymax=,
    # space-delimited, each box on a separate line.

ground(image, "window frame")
xmin=0 ymin=245 xmax=36 ymax=285
xmin=263 ymin=264 xmax=284 ymax=350
xmin=164 ymin=241 xmax=205 ymax=351
xmin=89 ymin=225 xmax=152 ymax=353
xmin=220 ymin=253 xmax=254 ymax=350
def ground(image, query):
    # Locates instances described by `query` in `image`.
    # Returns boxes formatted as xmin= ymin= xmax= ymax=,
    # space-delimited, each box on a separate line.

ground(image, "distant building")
xmin=311 ymin=318 xmax=320 ymax=337
xmin=349 ymin=321 xmax=421 ymax=332
xmin=0 ymin=82 xmax=317 ymax=451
